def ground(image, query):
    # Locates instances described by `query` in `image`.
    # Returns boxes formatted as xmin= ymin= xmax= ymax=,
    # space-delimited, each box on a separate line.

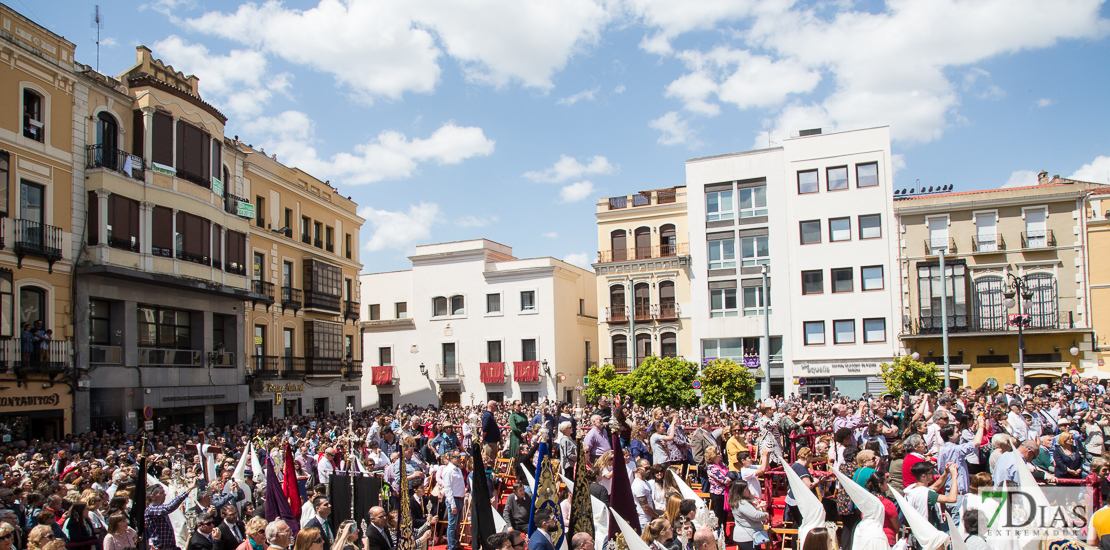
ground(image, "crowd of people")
xmin=0 ymin=374 xmax=1108 ymax=550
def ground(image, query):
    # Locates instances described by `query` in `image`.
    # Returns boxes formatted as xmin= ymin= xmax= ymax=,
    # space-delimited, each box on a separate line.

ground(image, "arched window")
xmin=658 ymin=281 xmax=676 ymax=319
xmin=432 ymin=296 xmax=448 ymax=317
xmin=634 ymin=282 xmax=650 ymax=320
xmin=635 ymin=333 xmax=652 ymax=365
xmin=610 ymin=334 xmax=628 ymax=371
xmin=634 ymin=227 xmax=651 ymax=259
xmin=972 ymin=276 xmax=1005 ymax=331
xmin=23 ymin=89 xmax=44 ymax=142
xmin=608 ymin=285 xmax=626 ymax=322
xmin=661 ymin=332 xmax=677 ymax=358
xmin=610 ymin=230 xmax=627 ymax=261
xmin=659 ymin=224 xmax=677 ymax=256
xmin=1024 ymin=273 xmax=1057 ymax=328
xmin=450 ymin=295 xmax=465 ymax=315
xmin=96 ymin=112 xmax=119 ymax=170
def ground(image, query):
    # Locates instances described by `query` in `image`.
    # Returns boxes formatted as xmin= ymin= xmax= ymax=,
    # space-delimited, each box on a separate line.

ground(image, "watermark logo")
xmin=969 ymin=486 xmax=1090 ymax=546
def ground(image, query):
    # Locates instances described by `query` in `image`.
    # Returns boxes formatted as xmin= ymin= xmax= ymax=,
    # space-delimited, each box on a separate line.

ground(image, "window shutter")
xmin=200 ymin=132 xmax=210 ymax=182
xmin=152 ymin=207 xmax=172 ymax=251
xmin=87 ymin=191 xmax=99 ymax=245
xmin=152 ymin=111 xmax=173 ymax=167
xmin=175 ymin=120 xmax=185 ymax=171
xmin=132 ymin=110 xmax=144 ymax=159
xmin=201 ymin=219 xmax=211 ymax=259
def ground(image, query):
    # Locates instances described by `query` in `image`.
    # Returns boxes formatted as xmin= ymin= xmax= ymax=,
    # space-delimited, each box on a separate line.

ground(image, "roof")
xmin=896 ymin=182 xmax=1076 ymax=201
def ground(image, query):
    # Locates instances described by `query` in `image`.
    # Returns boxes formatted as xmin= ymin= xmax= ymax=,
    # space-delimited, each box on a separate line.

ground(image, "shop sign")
xmin=265 ymin=383 xmax=304 ymax=393
xmin=797 ymin=361 xmax=881 ymax=375
xmin=341 ymin=385 xmax=359 ymax=392
xmin=163 ymin=394 xmax=226 ymax=402
xmin=0 ymin=394 xmax=60 ymax=408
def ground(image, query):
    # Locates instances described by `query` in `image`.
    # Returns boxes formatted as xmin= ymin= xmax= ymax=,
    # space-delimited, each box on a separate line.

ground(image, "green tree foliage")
xmin=879 ymin=356 xmax=942 ymax=398
xmin=699 ymin=358 xmax=757 ymax=408
xmin=584 ymin=356 xmax=700 ymax=407
xmin=583 ymin=364 xmax=629 ymax=404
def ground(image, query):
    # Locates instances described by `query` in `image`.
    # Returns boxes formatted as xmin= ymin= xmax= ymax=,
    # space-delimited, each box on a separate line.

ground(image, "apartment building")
xmin=894 ymin=173 xmax=1103 ymax=389
xmin=360 ymin=240 xmax=596 ymax=408
xmin=1088 ymin=187 xmax=1110 ymax=372
xmin=242 ymin=151 xmax=364 ymax=422
xmin=593 ymin=187 xmax=692 ymax=371
xmin=685 ymin=127 xmax=900 ymax=398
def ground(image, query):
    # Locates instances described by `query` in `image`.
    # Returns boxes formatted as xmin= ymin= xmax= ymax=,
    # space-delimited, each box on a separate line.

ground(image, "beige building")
xmin=894 ymin=173 xmax=1105 ymax=389
xmin=1085 ymin=186 xmax=1110 ymax=372
xmin=242 ymin=151 xmax=364 ymax=421
xmin=593 ymin=187 xmax=692 ymax=371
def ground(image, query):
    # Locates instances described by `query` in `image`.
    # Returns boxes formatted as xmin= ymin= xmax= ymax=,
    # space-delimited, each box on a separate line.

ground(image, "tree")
xmin=625 ymin=356 xmax=700 ymax=408
xmin=583 ymin=364 xmax=629 ymax=404
xmin=879 ymin=356 xmax=942 ymax=398
xmin=700 ymin=358 xmax=757 ymax=408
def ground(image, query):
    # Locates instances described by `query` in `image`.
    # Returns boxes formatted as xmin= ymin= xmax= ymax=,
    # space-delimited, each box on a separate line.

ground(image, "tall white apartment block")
xmin=685 ymin=127 xmax=900 ymax=398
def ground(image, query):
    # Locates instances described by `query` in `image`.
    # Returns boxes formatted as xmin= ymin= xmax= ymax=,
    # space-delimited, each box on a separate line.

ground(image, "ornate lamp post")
xmin=1003 ymin=272 xmax=1035 ymax=387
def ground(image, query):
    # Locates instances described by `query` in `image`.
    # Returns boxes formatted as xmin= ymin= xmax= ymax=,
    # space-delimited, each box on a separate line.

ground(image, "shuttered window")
xmin=151 ymin=111 xmax=174 ymax=167
xmin=225 ymin=230 xmax=246 ymax=274
xmin=87 ymin=191 xmax=100 ymax=245
xmin=175 ymin=211 xmax=211 ymax=264
xmin=175 ymin=120 xmax=210 ymax=186
xmin=108 ymin=194 xmax=140 ymax=250
xmin=152 ymin=206 xmax=173 ymax=256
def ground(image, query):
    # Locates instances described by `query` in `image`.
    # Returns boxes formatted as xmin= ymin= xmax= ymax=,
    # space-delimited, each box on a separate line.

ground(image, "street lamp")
xmin=1003 ymin=273 xmax=1035 ymax=387
xmin=419 ymin=362 xmax=427 ymax=377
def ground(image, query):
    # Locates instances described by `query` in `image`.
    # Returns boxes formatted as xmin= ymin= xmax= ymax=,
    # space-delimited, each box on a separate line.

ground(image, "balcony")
xmin=0 ymin=338 xmax=72 ymax=374
xmin=85 ymin=144 xmax=145 ymax=180
xmin=226 ymin=262 xmax=247 ymax=277
xmin=251 ymin=355 xmax=281 ymax=377
xmin=14 ymin=219 xmax=63 ymax=271
xmin=512 ymin=361 xmax=540 ymax=382
xmin=176 ymin=168 xmax=210 ymax=189
xmin=314 ymin=239 xmax=324 ymax=249
xmin=344 ymin=300 xmax=360 ymax=321
xmin=306 ymin=357 xmax=343 ymax=376
xmin=302 ymin=233 xmax=312 ymax=245
xmin=108 ymin=235 xmax=140 ymax=253
xmin=282 ymin=356 xmax=305 ymax=377
xmin=972 ymin=234 xmax=1005 ymax=253
xmin=303 ymin=290 xmax=341 ymax=313
xmin=597 ymin=243 xmax=690 ymax=263
xmin=326 ymin=243 xmax=335 ymax=253
xmin=224 ymin=194 xmax=253 ymax=219
xmin=436 ymin=363 xmax=462 ymax=383
xmin=281 ymin=287 xmax=303 ymax=312
xmin=138 ymin=348 xmax=202 ymax=367
xmin=924 ymin=237 xmax=956 ymax=255
xmin=251 ymin=280 xmax=276 ymax=306
xmin=604 ymin=188 xmax=684 ymax=210
xmin=344 ymin=359 xmax=362 ymax=379
xmin=606 ymin=306 xmax=628 ymax=323
xmin=1021 ymin=230 xmax=1056 ymax=249
xmin=371 ymin=365 xmax=395 ymax=385
xmin=210 ymin=352 xmax=236 ymax=368
xmin=634 ymin=304 xmax=652 ymax=321
xmin=656 ymin=302 xmax=680 ymax=320
xmin=606 ymin=357 xmax=631 ymax=374
xmin=904 ymin=310 xmax=1075 ymax=336
xmin=176 ymin=250 xmax=210 ymax=267
xmin=88 ymin=345 xmax=121 ymax=365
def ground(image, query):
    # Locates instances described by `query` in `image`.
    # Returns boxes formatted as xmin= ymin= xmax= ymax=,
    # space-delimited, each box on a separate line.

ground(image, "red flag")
xmin=283 ymin=443 xmax=301 ymax=513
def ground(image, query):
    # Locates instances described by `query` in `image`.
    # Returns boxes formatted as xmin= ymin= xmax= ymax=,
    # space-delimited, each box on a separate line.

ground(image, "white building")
xmin=360 ymin=239 xmax=597 ymax=408
xmin=685 ymin=127 xmax=900 ymax=398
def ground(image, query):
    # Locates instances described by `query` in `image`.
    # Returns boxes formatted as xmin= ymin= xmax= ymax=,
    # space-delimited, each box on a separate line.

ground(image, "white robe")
xmin=832 ymin=470 xmax=889 ymax=550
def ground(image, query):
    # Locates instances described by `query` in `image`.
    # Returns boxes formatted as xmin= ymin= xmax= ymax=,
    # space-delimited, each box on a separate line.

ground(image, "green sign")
xmin=583 ymin=376 xmax=590 ymax=387
xmin=236 ymin=201 xmax=255 ymax=218
xmin=211 ymin=176 xmax=223 ymax=197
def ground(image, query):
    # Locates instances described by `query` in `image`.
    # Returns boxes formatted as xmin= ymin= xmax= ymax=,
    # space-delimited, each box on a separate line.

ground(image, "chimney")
xmin=1037 ymin=170 xmax=1049 ymax=184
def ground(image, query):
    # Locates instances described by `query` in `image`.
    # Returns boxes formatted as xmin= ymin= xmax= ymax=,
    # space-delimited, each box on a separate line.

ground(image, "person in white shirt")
xmin=441 ymin=452 xmax=466 ymax=550
xmin=1006 ymin=403 xmax=1029 ymax=441
xmin=300 ymin=484 xmax=327 ymax=526
xmin=631 ymin=459 xmax=657 ymax=527
xmin=317 ymin=448 xmax=336 ymax=485
xmin=925 ymin=411 xmax=949 ymax=455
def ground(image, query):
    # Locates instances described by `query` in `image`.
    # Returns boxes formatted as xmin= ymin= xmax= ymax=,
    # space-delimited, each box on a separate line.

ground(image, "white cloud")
xmin=1037 ymin=98 xmax=1056 ymax=107
xmin=542 ymin=232 xmax=559 ymax=239
xmin=650 ymin=111 xmax=698 ymax=146
xmin=561 ymin=252 xmax=591 ymax=269
xmin=557 ymin=86 xmax=601 ymax=106
xmin=456 ymin=215 xmax=499 ymax=227
xmin=243 ymin=111 xmax=495 ymax=185
xmin=963 ymin=68 xmax=1006 ymax=100
xmin=1070 ymin=156 xmax=1110 ymax=183
xmin=613 ymin=84 xmax=626 ymax=94
xmin=626 ymin=0 xmax=756 ymax=55
xmin=99 ymin=37 xmax=119 ymax=48
xmin=141 ymin=0 xmax=196 ymax=17
xmin=559 ymin=181 xmax=596 ymax=203
xmin=1002 ymin=170 xmax=1039 ymax=188
xmin=359 ymin=202 xmax=441 ymax=252
xmin=892 ymin=154 xmax=907 ymax=174
xmin=524 ymin=155 xmax=615 ymax=183
xmin=665 ymin=47 xmax=821 ymax=116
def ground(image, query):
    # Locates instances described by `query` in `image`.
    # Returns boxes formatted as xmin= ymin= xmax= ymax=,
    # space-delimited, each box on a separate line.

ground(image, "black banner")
xmin=328 ymin=474 xmax=381 ymax=534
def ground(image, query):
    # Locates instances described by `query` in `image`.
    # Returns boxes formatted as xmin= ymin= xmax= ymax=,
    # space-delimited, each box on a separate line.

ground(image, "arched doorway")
xmin=96 ymin=112 xmax=118 ymax=170
xmin=611 ymin=230 xmax=627 ymax=261
xmin=659 ymin=224 xmax=676 ymax=256
xmin=634 ymin=227 xmax=651 ymax=259
xmin=611 ymin=334 xmax=628 ymax=371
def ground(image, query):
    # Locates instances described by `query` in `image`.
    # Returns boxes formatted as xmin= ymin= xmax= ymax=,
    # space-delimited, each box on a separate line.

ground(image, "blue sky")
xmin=29 ymin=0 xmax=1110 ymax=272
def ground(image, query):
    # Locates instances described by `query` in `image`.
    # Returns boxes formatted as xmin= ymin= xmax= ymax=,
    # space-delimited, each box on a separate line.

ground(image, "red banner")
xmin=371 ymin=365 xmax=394 ymax=385
xmin=513 ymin=361 xmax=539 ymax=382
xmin=480 ymin=362 xmax=505 ymax=383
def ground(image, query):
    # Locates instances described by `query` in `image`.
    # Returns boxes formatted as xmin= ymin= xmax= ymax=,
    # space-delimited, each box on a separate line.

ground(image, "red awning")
xmin=514 ymin=361 xmax=539 ymax=382
xmin=371 ymin=365 xmax=393 ymax=385
xmin=480 ymin=362 xmax=505 ymax=383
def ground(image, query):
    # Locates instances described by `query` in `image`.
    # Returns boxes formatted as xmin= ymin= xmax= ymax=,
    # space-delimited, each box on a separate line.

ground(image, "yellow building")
xmin=593 ymin=187 xmax=692 ymax=371
xmin=241 ymin=151 xmax=364 ymax=421
xmin=1087 ymin=186 xmax=1110 ymax=373
xmin=894 ymin=173 xmax=1105 ymax=389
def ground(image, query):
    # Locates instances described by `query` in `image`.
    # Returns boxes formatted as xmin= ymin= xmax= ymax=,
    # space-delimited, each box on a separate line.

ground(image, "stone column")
xmin=140 ymin=107 xmax=155 ymax=185
xmin=140 ymin=202 xmax=154 ymax=271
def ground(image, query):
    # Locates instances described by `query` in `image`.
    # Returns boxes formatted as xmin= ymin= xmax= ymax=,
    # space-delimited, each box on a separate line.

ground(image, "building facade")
xmin=360 ymin=240 xmax=596 ymax=408
xmin=593 ymin=187 xmax=692 ymax=372
xmin=685 ymin=127 xmax=900 ymax=398
xmin=895 ymin=173 xmax=1103 ymax=389
xmin=242 ymin=151 xmax=364 ymax=422
xmin=1088 ymin=187 xmax=1110 ymax=372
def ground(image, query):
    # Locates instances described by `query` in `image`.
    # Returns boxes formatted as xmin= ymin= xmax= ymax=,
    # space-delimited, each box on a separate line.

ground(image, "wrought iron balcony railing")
xmin=86 ymin=144 xmax=145 ymax=180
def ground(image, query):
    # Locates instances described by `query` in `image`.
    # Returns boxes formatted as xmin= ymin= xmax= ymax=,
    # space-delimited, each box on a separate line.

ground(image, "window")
xmin=831 ymin=268 xmax=853 ymax=293
xmin=484 ymin=293 xmax=501 ymax=314
xmin=859 ymin=214 xmax=882 ymax=239
xmin=255 ymin=196 xmax=266 ymax=227
xmin=739 ymin=187 xmax=767 ymax=218
xmin=861 ymin=266 xmax=884 ymax=291
xmin=702 ymin=338 xmax=744 ymax=361
xmin=522 ymin=339 xmax=537 ymax=362
xmin=433 ymin=297 xmax=448 ymax=317
xmin=23 ymin=89 xmax=44 ymax=142
xmin=90 ymin=299 xmax=111 ymax=345
xmin=803 ymin=321 xmax=825 ymax=345
xmin=345 ymin=233 xmax=352 ymax=259
xmin=520 ymin=291 xmax=536 ymax=312
xmin=487 ymin=341 xmax=502 ymax=363
xmin=802 ymin=270 xmax=823 ymax=294
xmin=137 ymin=306 xmax=193 ymax=349
xmin=369 ymin=304 xmax=380 ymax=321
xmin=395 ymin=302 xmax=408 ymax=319
xmin=579 ymin=299 xmax=585 ymax=315
xmin=927 ymin=216 xmax=949 ymax=253
xmin=301 ymin=216 xmax=311 ymax=244
xmin=175 ymin=211 xmax=211 ymax=265
xmin=856 ymin=163 xmax=879 ymax=187
xmin=152 ymin=110 xmax=174 ymax=167
xmin=521 ymin=391 xmax=539 ymax=404
xmin=326 ymin=226 xmax=334 ymax=252
xmin=829 ymin=217 xmax=851 ymax=242
xmin=710 ymin=288 xmax=738 ymax=317
xmin=706 ymin=190 xmax=734 ymax=221
xmin=863 ymin=318 xmax=886 ymax=343
xmin=975 ymin=212 xmax=998 ymax=252
xmin=450 ymin=295 xmax=465 ymax=315
xmin=0 ymin=152 xmax=8 ymax=217
xmin=0 ymin=270 xmax=13 ymax=338
xmin=827 ymin=166 xmax=848 ymax=191
xmin=224 ymin=230 xmax=246 ymax=274
xmin=660 ymin=333 xmax=677 ymax=358
xmin=833 ymin=320 xmax=855 ymax=344
xmin=283 ymin=261 xmax=294 ymax=288
xmin=313 ymin=222 xmax=323 ymax=247
xmin=743 ymin=285 xmax=770 ymax=315
xmin=797 ymin=170 xmax=819 ymax=194
xmin=253 ymin=252 xmax=265 ymax=281
xmin=659 ymin=225 xmax=677 ymax=256
xmin=175 ymin=120 xmax=210 ymax=186
xmin=1024 ymin=207 xmax=1048 ymax=248
xmin=708 ymin=239 xmax=736 ymax=269
xmin=107 ymin=194 xmax=140 ymax=251
xmin=306 ymin=320 xmax=343 ymax=363
xmin=1023 ymin=273 xmax=1058 ymax=328
xmin=345 ymin=335 xmax=354 ymax=359
xmin=740 ymin=236 xmax=769 ymax=267
xmin=917 ymin=262 xmax=968 ymax=332
xmin=376 ymin=347 xmax=391 ymax=366
xmin=800 ymin=220 xmax=821 ymax=244
xmin=211 ymin=141 xmax=222 ymax=184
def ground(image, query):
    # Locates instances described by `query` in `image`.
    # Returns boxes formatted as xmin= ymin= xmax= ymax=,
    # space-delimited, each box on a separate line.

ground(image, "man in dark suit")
xmin=364 ymin=506 xmax=392 ymax=550
xmin=185 ymin=512 xmax=221 ymax=550
xmin=216 ymin=504 xmax=245 ymax=550
xmin=526 ymin=508 xmax=557 ymax=550
xmin=303 ymin=496 xmax=334 ymax=549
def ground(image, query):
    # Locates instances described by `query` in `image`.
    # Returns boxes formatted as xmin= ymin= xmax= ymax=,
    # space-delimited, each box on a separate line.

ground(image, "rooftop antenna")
xmin=91 ymin=5 xmax=102 ymax=72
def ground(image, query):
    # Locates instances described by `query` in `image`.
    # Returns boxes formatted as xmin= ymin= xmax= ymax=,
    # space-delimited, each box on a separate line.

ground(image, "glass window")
xmin=1024 ymin=208 xmax=1048 ymax=248
xmin=488 ymin=341 xmax=502 ymax=363
xmin=972 ymin=276 xmax=1005 ymax=331
xmin=861 ymin=266 xmax=884 ymax=291
xmin=829 ymin=217 xmax=851 ymax=242
xmin=802 ymin=270 xmax=823 ymax=294
xmin=520 ymin=290 xmax=536 ymax=311
xmin=833 ymin=320 xmax=855 ymax=344
xmin=743 ymin=286 xmax=770 ymax=315
xmin=379 ymin=347 xmax=392 ymax=366
xmin=800 ymin=220 xmax=821 ymax=244
xmin=521 ymin=391 xmax=539 ymax=404
xmin=0 ymin=270 xmax=12 ymax=338
xmin=432 ymin=297 xmax=448 ymax=317
xmin=706 ymin=190 xmax=734 ymax=222
xmin=137 ymin=305 xmax=192 ymax=349
xmin=803 ymin=321 xmax=825 ymax=345
xmin=368 ymin=304 xmax=380 ymax=321
xmin=395 ymin=302 xmax=408 ymax=319
xmin=710 ymin=288 xmax=738 ymax=318
xmin=856 ymin=163 xmax=879 ymax=187
xmin=486 ymin=293 xmax=501 ymax=313
xmin=522 ymin=339 xmax=537 ymax=362
xmin=863 ymin=318 xmax=886 ymax=343
xmin=798 ymin=170 xmax=819 ymax=194
xmin=975 ymin=212 xmax=998 ymax=252
xmin=23 ymin=89 xmax=44 ymax=142
xmin=1024 ymin=273 xmax=1058 ymax=328
xmin=859 ymin=214 xmax=882 ymax=239
xmin=738 ymin=187 xmax=767 ymax=218
xmin=917 ymin=263 xmax=968 ymax=332
xmin=827 ymin=166 xmax=848 ymax=191
xmin=740 ymin=236 xmax=769 ymax=267
xmin=90 ymin=299 xmax=111 ymax=345
xmin=0 ymin=152 xmax=9 ymax=218
xmin=450 ymin=295 xmax=465 ymax=315
xmin=708 ymin=239 xmax=736 ymax=270
xmin=832 ymin=268 xmax=853 ymax=293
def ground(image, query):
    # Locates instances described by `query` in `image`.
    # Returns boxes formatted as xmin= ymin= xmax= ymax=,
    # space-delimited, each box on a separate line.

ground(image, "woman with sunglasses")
xmin=292 ymin=527 xmax=324 ymax=550
xmin=27 ymin=525 xmax=55 ymax=550
xmin=102 ymin=514 xmax=136 ymax=550
xmin=0 ymin=523 xmax=16 ymax=550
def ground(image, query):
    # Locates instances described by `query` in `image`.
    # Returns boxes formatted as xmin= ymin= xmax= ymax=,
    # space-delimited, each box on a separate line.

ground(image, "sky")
xmin=24 ymin=0 xmax=1110 ymax=273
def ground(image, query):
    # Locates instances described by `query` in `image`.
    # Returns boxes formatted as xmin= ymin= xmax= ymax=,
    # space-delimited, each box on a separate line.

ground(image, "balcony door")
xmin=442 ymin=343 xmax=456 ymax=377
xmin=254 ymin=325 xmax=266 ymax=358
xmin=20 ymin=286 xmax=45 ymax=327
xmin=611 ymin=335 xmax=627 ymax=369
xmin=610 ymin=230 xmax=626 ymax=261
xmin=1025 ymin=208 xmax=1047 ymax=247
xmin=927 ymin=216 xmax=948 ymax=253
xmin=634 ymin=282 xmax=650 ymax=319
xmin=634 ymin=227 xmax=651 ymax=259
xmin=283 ymin=328 xmax=294 ymax=371
xmin=20 ymin=181 xmax=44 ymax=249
xmin=659 ymin=281 xmax=675 ymax=318
xmin=96 ymin=112 xmax=118 ymax=170
xmin=660 ymin=224 xmax=676 ymax=256
xmin=635 ymin=333 xmax=652 ymax=364
xmin=975 ymin=213 xmax=997 ymax=251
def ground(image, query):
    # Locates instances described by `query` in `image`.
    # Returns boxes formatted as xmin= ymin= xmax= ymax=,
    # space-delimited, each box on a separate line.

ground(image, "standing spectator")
xmin=583 ymin=416 xmax=611 ymax=460
xmin=1054 ymin=432 xmax=1084 ymax=480
xmin=101 ymin=514 xmax=136 ymax=550
xmin=145 ymin=481 xmax=198 ymax=550
xmin=689 ymin=416 xmax=719 ymax=490
xmin=441 ymin=452 xmax=465 ymax=550
xmin=481 ymin=402 xmax=502 ymax=458
xmin=185 ymin=512 xmax=222 ymax=550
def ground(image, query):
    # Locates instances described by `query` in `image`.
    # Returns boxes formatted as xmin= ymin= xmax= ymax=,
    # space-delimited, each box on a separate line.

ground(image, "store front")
xmin=794 ymin=359 xmax=887 ymax=399
xmin=141 ymin=385 xmax=248 ymax=431
xmin=0 ymin=383 xmax=72 ymax=441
